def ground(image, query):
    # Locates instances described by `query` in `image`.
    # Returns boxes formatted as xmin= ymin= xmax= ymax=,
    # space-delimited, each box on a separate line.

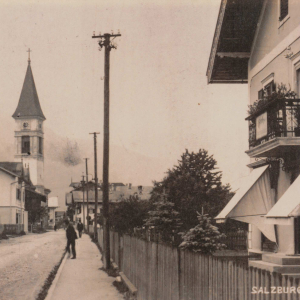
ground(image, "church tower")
xmin=12 ymin=51 xmax=46 ymax=194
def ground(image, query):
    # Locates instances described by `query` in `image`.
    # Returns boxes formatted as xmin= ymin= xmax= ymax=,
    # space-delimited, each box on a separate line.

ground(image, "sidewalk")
xmin=48 ymin=233 xmax=123 ymax=300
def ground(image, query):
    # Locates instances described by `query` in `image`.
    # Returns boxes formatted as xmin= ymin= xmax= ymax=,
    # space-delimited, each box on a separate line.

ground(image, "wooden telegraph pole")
xmin=81 ymin=175 xmax=86 ymax=230
xmin=84 ymin=158 xmax=90 ymax=233
xmin=89 ymin=132 xmax=100 ymax=241
xmin=92 ymin=31 xmax=121 ymax=269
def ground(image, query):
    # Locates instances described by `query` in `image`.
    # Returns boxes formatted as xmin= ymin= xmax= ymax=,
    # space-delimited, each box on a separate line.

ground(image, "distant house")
xmin=55 ymin=211 xmax=65 ymax=224
xmin=0 ymin=162 xmax=46 ymax=233
xmin=0 ymin=165 xmax=26 ymax=231
xmin=208 ymin=0 xmax=300 ymax=273
xmin=65 ymin=182 xmax=152 ymax=226
xmin=48 ymin=197 xmax=59 ymax=228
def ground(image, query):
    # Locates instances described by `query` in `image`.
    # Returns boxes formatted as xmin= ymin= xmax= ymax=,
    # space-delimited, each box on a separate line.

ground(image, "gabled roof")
xmin=0 ymin=161 xmax=34 ymax=187
xmin=25 ymin=188 xmax=47 ymax=203
xmin=67 ymin=185 xmax=153 ymax=204
xmin=111 ymin=182 xmax=125 ymax=187
xmin=110 ymin=186 xmax=153 ymax=202
xmin=0 ymin=162 xmax=23 ymax=177
xmin=207 ymin=0 xmax=263 ymax=84
xmin=0 ymin=166 xmax=18 ymax=178
xmin=69 ymin=182 xmax=82 ymax=189
xmin=12 ymin=62 xmax=46 ymax=120
xmin=72 ymin=191 xmax=103 ymax=203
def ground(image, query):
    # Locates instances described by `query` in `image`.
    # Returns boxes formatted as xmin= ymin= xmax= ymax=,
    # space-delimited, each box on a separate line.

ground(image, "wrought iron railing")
xmin=248 ymin=98 xmax=300 ymax=148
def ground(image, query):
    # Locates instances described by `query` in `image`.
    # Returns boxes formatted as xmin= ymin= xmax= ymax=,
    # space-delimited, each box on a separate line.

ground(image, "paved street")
xmin=49 ymin=233 xmax=123 ymax=300
xmin=0 ymin=230 xmax=65 ymax=300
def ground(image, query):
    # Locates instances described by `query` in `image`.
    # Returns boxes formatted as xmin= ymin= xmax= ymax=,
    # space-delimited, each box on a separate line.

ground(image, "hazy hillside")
xmin=0 ymin=120 xmax=173 ymax=210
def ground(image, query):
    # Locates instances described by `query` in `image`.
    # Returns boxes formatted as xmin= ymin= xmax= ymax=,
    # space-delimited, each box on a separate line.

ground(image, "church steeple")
xmin=12 ymin=53 xmax=46 ymax=120
xmin=13 ymin=51 xmax=46 ymax=194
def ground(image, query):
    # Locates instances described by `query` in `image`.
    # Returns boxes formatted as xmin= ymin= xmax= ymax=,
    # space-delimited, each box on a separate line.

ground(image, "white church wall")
xmin=0 ymin=172 xmax=13 ymax=207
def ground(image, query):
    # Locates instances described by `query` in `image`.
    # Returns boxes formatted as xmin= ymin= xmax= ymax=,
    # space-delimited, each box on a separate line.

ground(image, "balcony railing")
xmin=247 ymin=98 xmax=300 ymax=148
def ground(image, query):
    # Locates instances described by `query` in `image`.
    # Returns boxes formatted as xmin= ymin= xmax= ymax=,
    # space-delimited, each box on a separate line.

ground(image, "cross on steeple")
xmin=27 ymin=48 xmax=32 ymax=64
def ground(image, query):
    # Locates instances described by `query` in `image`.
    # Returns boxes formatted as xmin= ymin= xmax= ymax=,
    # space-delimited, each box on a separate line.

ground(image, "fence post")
xmin=177 ymin=248 xmax=181 ymax=300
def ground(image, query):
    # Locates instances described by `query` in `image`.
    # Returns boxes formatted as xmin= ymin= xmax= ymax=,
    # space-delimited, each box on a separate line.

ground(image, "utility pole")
xmin=92 ymin=31 xmax=121 ymax=270
xmin=84 ymin=158 xmax=89 ymax=234
xmin=90 ymin=132 xmax=100 ymax=241
xmin=81 ymin=175 xmax=86 ymax=230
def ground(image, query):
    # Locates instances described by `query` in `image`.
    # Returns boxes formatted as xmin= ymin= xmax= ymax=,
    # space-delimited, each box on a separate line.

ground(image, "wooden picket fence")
xmin=97 ymin=229 xmax=300 ymax=300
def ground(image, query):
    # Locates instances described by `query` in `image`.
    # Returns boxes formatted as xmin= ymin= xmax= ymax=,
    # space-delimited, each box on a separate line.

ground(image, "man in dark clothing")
xmin=65 ymin=220 xmax=77 ymax=259
xmin=77 ymin=220 xmax=84 ymax=238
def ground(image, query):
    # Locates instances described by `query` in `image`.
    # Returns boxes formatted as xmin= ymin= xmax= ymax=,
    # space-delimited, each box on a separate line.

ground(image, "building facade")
xmin=208 ymin=0 xmax=300 ymax=272
xmin=0 ymin=166 xmax=27 ymax=230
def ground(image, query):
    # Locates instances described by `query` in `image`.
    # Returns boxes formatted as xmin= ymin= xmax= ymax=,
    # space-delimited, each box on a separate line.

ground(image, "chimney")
xmin=129 ymin=183 xmax=132 ymax=189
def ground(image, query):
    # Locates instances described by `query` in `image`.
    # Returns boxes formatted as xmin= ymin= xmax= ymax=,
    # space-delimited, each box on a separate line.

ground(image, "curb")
xmin=44 ymin=251 xmax=68 ymax=300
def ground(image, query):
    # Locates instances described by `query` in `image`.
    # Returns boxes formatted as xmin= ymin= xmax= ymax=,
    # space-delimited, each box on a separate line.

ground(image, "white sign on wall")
xmin=256 ymin=112 xmax=268 ymax=140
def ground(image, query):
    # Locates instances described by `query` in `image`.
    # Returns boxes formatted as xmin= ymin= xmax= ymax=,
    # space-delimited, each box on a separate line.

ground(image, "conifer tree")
xmin=144 ymin=198 xmax=182 ymax=243
xmin=151 ymin=149 xmax=233 ymax=229
xmin=179 ymin=212 xmax=226 ymax=254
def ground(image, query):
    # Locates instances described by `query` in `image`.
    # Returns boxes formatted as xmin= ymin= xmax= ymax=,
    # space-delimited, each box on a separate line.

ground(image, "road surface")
xmin=0 ymin=229 xmax=66 ymax=300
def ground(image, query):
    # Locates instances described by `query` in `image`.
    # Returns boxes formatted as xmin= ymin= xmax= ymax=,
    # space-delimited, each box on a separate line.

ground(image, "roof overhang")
xmin=25 ymin=188 xmax=47 ymax=203
xmin=0 ymin=166 xmax=19 ymax=178
xmin=207 ymin=0 xmax=263 ymax=84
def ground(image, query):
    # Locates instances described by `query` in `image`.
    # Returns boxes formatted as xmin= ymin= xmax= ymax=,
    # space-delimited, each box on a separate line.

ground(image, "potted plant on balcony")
xmin=247 ymin=83 xmax=297 ymax=117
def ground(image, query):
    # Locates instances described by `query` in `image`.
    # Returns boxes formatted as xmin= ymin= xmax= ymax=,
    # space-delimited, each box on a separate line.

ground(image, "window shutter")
xmin=280 ymin=0 xmax=288 ymax=21
xmin=258 ymin=89 xmax=264 ymax=100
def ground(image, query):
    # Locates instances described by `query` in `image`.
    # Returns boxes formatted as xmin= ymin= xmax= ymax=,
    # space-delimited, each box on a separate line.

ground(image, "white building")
xmin=48 ymin=197 xmax=59 ymax=228
xmin=208 ymin=0 xmax=300 ymax=273
xmin=0 ymin=53 xmax=49 ymax=231
xmin=0 ymin=165 xmax=27 ymax=232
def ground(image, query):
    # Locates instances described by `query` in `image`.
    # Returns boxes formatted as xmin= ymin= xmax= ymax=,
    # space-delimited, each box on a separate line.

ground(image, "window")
xmin=16 ymin=188 xmax=21 ymax=200
xmin=258 ymin=80 xmax=275 ymax=100
xmin=38 ymin=137 xmax=43 ymax=154
xmin=279 ymin=0 xmax=288 ymax=21
xmin=22 ymin=136 xmax=30 ymax=154
xmin=264 ymin=80 xmax=275 ymax=97
xmin=297 ymin=69 xmax=300 ymax=97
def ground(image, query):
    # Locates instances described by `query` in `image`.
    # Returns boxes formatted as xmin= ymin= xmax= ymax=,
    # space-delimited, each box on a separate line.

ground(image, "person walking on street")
xmin=65 ymin=220 xmax=77 ymax=259
xmin=77 ymin=220 xmax=84 ymax=238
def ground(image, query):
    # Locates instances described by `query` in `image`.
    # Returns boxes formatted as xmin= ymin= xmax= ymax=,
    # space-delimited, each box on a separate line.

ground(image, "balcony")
xmin=245 ymin=98 xmax=300 ymax=158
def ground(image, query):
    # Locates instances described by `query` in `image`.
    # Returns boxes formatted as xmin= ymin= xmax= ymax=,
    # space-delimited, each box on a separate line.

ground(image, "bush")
xmin=1 ymin=231 xmax=8 ymax=239
xmin=179 ymin=213 xmax=226 ymax=254
xmin=19 ymin=230 xmax=26 ymax=236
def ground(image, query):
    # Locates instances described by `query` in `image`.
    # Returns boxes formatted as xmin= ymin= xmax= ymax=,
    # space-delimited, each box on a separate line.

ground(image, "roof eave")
xmin=206 ymin=0 xmax=228 ymax=83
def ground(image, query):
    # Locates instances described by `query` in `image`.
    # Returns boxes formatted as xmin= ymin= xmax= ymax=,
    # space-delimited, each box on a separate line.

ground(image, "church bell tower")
xmin=12 ymin=50 xmax=46 ymax=194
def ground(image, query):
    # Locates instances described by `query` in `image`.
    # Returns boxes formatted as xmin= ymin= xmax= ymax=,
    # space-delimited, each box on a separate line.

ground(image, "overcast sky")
xmin=0 ymin=0 xmax=250 ymax=195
